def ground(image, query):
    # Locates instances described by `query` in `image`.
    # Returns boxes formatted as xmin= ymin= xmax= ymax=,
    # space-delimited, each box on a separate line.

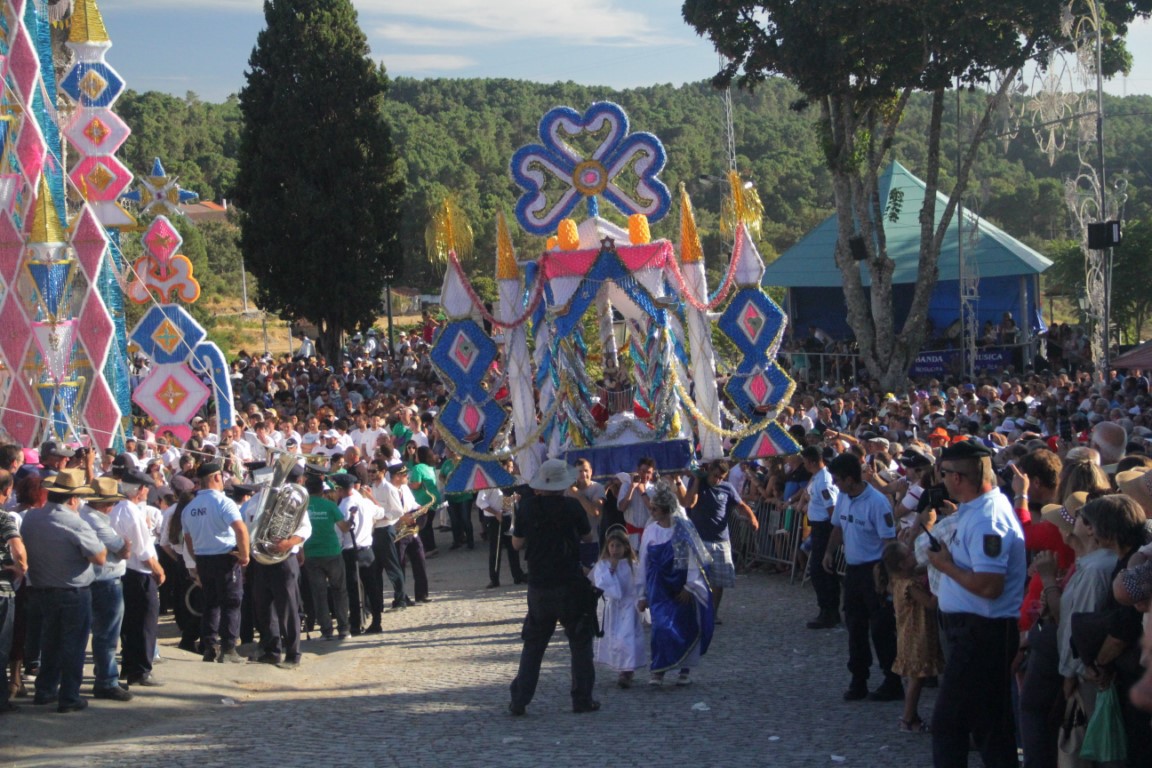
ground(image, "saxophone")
xmin=391 ymin=501 xmax=433 ymax=542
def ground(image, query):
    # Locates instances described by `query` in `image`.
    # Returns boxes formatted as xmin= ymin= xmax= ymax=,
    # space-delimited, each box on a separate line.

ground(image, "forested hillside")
xmin=115 ymin=78 xmax=1152 ymax=302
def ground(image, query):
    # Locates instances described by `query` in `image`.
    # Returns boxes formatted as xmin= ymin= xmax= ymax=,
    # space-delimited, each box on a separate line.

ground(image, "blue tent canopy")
xmin=762 ymin=161 xmax=1053 ymax=340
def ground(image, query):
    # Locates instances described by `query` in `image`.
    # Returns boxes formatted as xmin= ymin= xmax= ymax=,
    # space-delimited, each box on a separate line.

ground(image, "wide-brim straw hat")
xmin=42 ymin=468 xmax=96 ymax=497
xmin=84 ymin=475 xmax=126 ymax=503
xmin=1117 ymin=467 xmax=1152 ymax=516
xmin=1040 ymin=491 xmax=1090 ymax=536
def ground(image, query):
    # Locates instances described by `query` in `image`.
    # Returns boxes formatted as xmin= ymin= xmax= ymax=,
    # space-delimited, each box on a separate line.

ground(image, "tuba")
xmin=250 ymin=451 xmax=310 ymax=565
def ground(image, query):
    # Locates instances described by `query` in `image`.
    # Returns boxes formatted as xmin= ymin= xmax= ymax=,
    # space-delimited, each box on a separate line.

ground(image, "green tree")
xmin=683 ymin=0 xmax=1145 ymax=388
xmin=233 ymin=0 xmax=404 ymax=357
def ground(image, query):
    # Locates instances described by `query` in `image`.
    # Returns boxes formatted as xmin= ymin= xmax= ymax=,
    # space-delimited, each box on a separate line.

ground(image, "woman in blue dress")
xmin=636 ymin=481 xmax=714 ymax=687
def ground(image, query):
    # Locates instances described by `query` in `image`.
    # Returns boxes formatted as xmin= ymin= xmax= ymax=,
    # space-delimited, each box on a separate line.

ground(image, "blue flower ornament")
xmin=510 ymin=102 xmax=671 ymax=236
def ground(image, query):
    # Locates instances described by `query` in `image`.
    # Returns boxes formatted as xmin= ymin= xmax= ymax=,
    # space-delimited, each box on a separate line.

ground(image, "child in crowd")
xmin=589 ymin=526 xmax=646 ymax=688
xmin=880 ymin=540 xmax=943 ymax=733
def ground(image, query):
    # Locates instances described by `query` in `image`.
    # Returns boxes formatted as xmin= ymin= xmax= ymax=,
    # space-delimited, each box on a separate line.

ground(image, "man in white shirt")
xmin=247 ymin=467 xmax=312 ymax=668
xmin=369 ymin=461 xmax=412 ymax=610
xmin=109 ymin=470 xmax=166 ymax=687
xmin=334 ymin=474 xmax=385 ymax=633
xmin=617 ymin=457 xmax=657 ymax=550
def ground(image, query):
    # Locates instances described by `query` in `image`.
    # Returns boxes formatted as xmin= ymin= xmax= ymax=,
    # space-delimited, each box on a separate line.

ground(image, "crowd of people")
xmin=2 ymin=319 xmax=1152 ymax=768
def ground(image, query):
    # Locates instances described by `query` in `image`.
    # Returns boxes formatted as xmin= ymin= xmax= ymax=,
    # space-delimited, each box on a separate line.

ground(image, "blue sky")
xmin=99 ymin=0 xmax=1152 ymax=103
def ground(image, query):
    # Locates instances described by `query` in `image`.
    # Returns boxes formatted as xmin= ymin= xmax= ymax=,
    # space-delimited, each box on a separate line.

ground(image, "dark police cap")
xmin=938 ymin=439 xmax=994 ymax=461
xmin=228 ymin=483 xmax=260 ymax=499
xmin=121 ymin=468 xmax=156 ymax=488
xmin=196 ymin=461 xmax=223 ymax=478
xmin=387 ymin=462 xmax=408 ymax=475
xmin=330 ymin=472 xmax=358 ymax=489
xmin=171 ymin=475 xmax=196 ymax=494
xmin=287 ymin=463 xmax=305 ymax=481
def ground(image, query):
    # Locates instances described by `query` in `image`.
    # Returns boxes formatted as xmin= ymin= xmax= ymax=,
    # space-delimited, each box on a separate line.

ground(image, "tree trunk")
xmin=317 ymin=321 xmax=343 ymax=363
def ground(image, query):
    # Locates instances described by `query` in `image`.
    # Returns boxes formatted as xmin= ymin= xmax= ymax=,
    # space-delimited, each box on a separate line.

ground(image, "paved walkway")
xmin=7 ymin=539 xmax=944 ymax=767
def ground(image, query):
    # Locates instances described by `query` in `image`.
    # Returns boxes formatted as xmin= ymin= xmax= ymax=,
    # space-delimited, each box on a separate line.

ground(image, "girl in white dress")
xmin=589 ymin=526 xmax=646 ymax=688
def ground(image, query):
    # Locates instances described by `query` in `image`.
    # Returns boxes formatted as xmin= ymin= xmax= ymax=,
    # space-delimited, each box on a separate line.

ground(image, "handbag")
xmin=1057 ymin=691 xmax=1087 ymax=756
xmin=1080 ymin=685 xmax=1128 ymax=762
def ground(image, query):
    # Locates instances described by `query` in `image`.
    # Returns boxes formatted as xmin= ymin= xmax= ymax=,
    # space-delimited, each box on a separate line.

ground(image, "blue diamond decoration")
xmin=60 ymin=61 xmax=126 ymax=109
xmin=130 ymin=305 xmax=207 ymax=365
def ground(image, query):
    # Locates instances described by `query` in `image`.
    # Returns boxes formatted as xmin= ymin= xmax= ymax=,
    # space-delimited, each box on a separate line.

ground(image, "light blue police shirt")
xmin=807 ymin=466 xmax=838 ymax=523
xmin=831 ymin=483 xmax=895 ymax=564
xmin=936 ymin=489 xmax=1026 ymax=618
xmin=181 ymin=489 xmax=242 ymax=556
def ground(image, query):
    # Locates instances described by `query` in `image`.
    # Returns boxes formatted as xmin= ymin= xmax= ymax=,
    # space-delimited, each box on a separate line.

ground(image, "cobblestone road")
xmin=7 ymin=541 xmax=948 ymax=767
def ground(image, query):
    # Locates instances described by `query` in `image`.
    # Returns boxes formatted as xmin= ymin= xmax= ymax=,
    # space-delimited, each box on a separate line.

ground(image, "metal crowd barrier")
xmin=730 ymin=500 xmax=848 ymax=585
xmin=730 ymin=500 xmax=806 ymax=581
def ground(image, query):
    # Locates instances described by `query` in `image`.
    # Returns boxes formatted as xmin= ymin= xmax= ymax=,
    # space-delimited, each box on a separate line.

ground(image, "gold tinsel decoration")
xmin=628 ymin=214 xmax=651 ymax=244
xmin=495 ymin=210 xmax=518 ymax=281
xmin=679 ymin=183 xmax=703 ymax=264
xmin=425 ymin=197 xmax=474 ymax=271
xmin=719 ymin=170 xmax=764 ymax=242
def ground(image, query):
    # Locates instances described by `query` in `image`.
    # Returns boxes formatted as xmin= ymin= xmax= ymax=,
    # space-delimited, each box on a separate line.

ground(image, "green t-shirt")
xmin=409 ymin=462 xmax=441 ymax=508
xmin=303 ymin=495 xmax=344 ymax=559
xmin=440 ymin=458 xmax=474 ymax=504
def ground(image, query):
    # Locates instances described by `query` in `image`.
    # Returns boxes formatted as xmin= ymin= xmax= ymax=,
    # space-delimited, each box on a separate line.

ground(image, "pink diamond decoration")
xmin=0 ymin=212 xmax=22 ymax=286
xmin=15 ymin=115 xmax=47 ymax=188
xmin=461 ymin=402 xmax=483 ymax=434
xmin=449 ymin=331 xmax=479 ymax=374
xmin=143 ymin=216 xmax=183 ymax=265
xmin=6 ymin=24 xmax=38 ymax=104
xmin=69 ymin=155 xmax=133 ymax=203
xmin=83 ymin=376 xmax=122 ymax=452
xmin=468 ymin=466 xmax=495 ymax=490
xmin=78 ymin=291 xmax=114 ymax=371
xmin=63 ymin=108 xmax=132 ymax=156
xmin=745 ymin=371 xmax=770 ymax=404
xmin=132 ymin=363 xmax=210 ymax=426
xmin=1 ymin=380 xmax=37 ymax=447
xmin=0 ymin=296 xmax=30 ymax=370
xmin=746 ymin=432 xmax=779 ymax=458
xmin=740 ymin=303 xmax=765 ymax=342
xmin=70 ymin=204 xmax=109 ymax=281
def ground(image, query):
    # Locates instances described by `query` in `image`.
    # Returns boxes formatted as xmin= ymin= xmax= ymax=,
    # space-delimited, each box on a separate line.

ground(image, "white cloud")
xmin=380 ymin=53 xmax=476 ymax=72
xmin=363 ymin=0 xmax=665 ymax=48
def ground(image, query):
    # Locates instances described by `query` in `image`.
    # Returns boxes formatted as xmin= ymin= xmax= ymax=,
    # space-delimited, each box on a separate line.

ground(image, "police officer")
xmin=926 ymin=440 xmax=1025 ymax=768
xmin=802 ymin=446 xmax=840 ymax=629
xmin=822 ymin=453 xmax=901 ymax=701
xmin=181 ymin=462 xmax=250 ymax=664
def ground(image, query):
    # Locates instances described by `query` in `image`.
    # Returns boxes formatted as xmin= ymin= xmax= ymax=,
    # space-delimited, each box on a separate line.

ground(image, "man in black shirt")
xmin=508 ymin=459 xmax=598 ymax=716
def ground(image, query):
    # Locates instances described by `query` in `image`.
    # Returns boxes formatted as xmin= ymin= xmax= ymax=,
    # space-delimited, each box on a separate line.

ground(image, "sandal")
xmin=898 ymin=718 xmax=930 ymax=733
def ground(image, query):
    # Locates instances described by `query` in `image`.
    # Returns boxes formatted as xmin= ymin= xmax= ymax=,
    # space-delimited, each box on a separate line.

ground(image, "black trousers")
xmin=932 ymin=613 xmax=1019 ymax=768
xmin=509 ymin=583 xmax=595 ymax=710
xmin=448 ymin=498 xmax=474 ymax=547
xmin=195 ymin=554 xmax=243 ymax=650
xmin=251 ymin=557 xmax=302 ymax=660
xmin=807 ymin=521 xmax=840 ymax=615
xmin=485 ymin=516 xmax=523 ymax=585
xmin=372 ymin=527 xmax=405 ymax=605
xmin=843 ymin=561 xmax=896 ymax=683
xmin=342 ymin=549 xmax=378 ymax=631
xmin=120 ymin=570 xmax=159 ymax=679
xmin=398 ymin=535 xmax=429 ymax=600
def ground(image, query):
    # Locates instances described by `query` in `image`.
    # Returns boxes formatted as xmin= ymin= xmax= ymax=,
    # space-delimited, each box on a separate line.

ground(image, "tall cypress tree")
xmin=234 ymin=0 xmax=403 ymax=358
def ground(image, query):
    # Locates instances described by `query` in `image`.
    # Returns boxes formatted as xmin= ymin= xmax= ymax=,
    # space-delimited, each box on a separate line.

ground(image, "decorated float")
xmin=434 ymin=102 xmax=800 ymax=492
xmin=0 ymin=0 xmax=232 ymax=451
